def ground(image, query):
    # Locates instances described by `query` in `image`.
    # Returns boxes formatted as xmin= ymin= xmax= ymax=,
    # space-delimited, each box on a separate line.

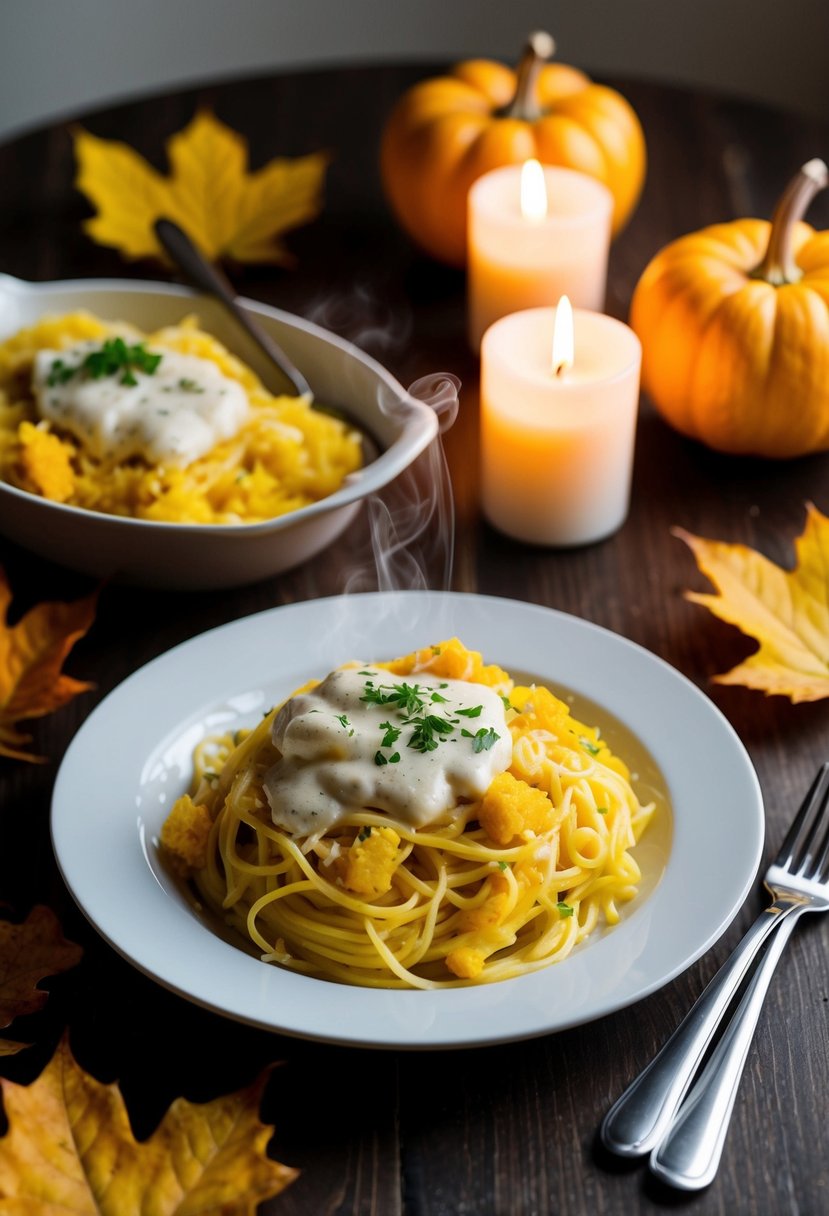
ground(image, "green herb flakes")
xmin=48 ymin=338 xmax=163 ymax=388
xmin=461 ymin=726 xmax=501 ymax=753
xmin=379 ymin=721 xmax=402 ymax=749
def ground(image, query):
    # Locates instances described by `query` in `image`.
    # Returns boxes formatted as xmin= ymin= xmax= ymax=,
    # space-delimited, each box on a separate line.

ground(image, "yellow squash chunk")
xmin=344 ymin=826 xmax=401 ymax=897
xmin=384 ymin=636 xmax=511 ymax=690
xmin=18 ymin=421 xmax=75 ymax=502
xmin=446 ymin=946 xmax=486 ymax=979
xmin=479 ymin=771 xmax=553 ymax=846
xmin=160 ymin=794 xmax=212 ymax=873
xmin=459 ymin=871 xmax=510 ymax=932
xmin=510 ymin=683 xmax=629 ymax=778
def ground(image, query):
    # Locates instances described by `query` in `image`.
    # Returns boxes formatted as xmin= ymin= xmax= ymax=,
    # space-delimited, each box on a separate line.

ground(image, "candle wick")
xmin=554 ymin=361 xmax=568 ymax=377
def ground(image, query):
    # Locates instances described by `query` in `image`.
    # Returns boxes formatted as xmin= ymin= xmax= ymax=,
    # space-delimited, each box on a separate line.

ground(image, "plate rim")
xmin=51 ymin=590 xmax=765 ymax=1049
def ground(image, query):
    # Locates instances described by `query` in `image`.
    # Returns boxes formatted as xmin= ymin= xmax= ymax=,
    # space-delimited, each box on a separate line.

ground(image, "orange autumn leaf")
xmin=0 ymin=906 xmax=82 ymax=1033
xmin=74 ymin=110 xmax=329 ymax=265
xmin=0 ymin=568 xmax=96 ymax=762
xmin=0 ymin=1038 xmax=298 ymax=1213
xmin=675 ymin=502 xmax=829 ymax=702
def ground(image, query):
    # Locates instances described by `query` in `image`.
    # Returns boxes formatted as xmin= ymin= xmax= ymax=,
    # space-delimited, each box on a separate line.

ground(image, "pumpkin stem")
xmin=753 ymin=158 xmax=828 ymax=286
xmin=500 ymin=31 xmax=555 ymax=121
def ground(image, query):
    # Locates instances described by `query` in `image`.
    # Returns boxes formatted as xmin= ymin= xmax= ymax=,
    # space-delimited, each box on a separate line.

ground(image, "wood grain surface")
xmin=0 ymin=63 xmax=827 ymax=1216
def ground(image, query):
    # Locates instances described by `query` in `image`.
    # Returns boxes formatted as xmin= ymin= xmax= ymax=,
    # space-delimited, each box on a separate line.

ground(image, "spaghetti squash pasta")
xmin=161 ymin=638 xmax=656 ymax=988
xmin=0 ymin=311 xmax=361 ymax=523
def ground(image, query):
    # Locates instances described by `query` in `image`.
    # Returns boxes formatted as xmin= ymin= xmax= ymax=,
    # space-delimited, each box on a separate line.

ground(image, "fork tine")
xmin=775 ymin=762 xmax=829 ymax=872
xmin=796 ymin=764 xmax=829 ymax=877
xmin=810 ymin=791 xmax=829 ymax=881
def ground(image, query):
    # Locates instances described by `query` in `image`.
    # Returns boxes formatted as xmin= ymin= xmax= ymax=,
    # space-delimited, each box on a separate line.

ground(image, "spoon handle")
xmin=154 ymin=218 xmax=312 ymax=400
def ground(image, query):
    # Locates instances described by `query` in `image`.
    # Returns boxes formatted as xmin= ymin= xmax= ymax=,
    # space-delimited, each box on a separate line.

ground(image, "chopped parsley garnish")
xmin=408 ymin=713 xmax=455 ymax=753
xmin=361 ymin=682 xmax=424 ymax=715
xmin=379 ymin=721 xmax=401 ymax=748
xmin=461 ymin=726 xmax=501 ymax=753
xmin=46 ymin=359 xmax=76 ymax=386
xmin=336 ymin=713 xmax=354 ymax=736
xmin=497 ymin=860 xmax=508 ymax=871
xmin=360 ymin=676 xmax=499 ymax=757
xmin=388 ymin=752 xmax=401 ymax=764
xmin=596 ymin=807 xmax=609 ymax=815
xmin=557 ymin=902 xmax=574 ymax=918
xmin=501 ymin=695 xmax=514 ymax=711
xmin=177 ymin=377 xmax=205 ymax=393
xmin=48 ymin=338 xmax=163 ymax=388
xmin=580 ymin=737 xmax=601 ymax=756
xmin=432 ymin=646 xmax=442 ymax=655
xmin=357 ymin=826 xmax=373 ymax=840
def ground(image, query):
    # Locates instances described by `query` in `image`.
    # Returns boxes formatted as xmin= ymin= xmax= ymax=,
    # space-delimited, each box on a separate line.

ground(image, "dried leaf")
xmin=0 ymin=568 xmax=96 ymax=761
xmin=0 ymin=906 xmax=82 ymax=1030
xmin=74 ymin=110 xmax=329 ymax=265
xmin=0 ymin=1041 xmax=28 ymax=1057
xmin=675 ymin=503 xmax=829 ymax=701
xmin=0 ymin=1038 xmax=298 ymax=1214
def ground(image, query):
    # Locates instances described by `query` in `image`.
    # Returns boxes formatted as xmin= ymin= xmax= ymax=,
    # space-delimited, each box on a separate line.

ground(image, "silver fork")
xmin=601 ymin=762 xmax=829 ymax=1185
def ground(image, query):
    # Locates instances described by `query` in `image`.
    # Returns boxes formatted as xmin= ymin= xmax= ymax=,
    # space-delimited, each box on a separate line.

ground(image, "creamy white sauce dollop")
xmin=264 ymin=666 xmax=512 ymax=836
xmin=32 ymin=342 xmax=249 ymax=466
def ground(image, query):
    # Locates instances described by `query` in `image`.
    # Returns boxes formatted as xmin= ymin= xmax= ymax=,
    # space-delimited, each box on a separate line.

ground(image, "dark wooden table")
xmin=1 ymin=62 xmax=828 ymax=1216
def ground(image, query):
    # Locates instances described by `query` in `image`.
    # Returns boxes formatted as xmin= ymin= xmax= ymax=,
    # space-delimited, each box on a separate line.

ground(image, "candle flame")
xmin=520 ymin=158 xmax=547 ymax=222
xmin=551 ymin=296 xmax=574 ymax=376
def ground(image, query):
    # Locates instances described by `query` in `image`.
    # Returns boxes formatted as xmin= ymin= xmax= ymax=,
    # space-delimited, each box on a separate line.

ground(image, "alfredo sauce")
xmin=264 ymin=666 xmax=512 ymax=836
xmin=32 ymin=342 xmax=249 ymax=466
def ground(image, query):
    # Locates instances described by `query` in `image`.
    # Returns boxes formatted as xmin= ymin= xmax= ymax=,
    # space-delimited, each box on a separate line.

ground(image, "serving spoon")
xmin=154 ymin=218 xmax=380 ymax=463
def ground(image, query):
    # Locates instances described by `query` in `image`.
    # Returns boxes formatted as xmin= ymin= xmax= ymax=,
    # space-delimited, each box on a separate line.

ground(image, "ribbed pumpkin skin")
xmin=631 ymin=220 xmax=829 ymax=458
xmin=380 ymin=59 xmax=646 ymax=267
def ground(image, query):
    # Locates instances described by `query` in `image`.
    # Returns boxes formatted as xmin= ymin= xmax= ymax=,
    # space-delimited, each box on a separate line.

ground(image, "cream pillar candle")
xmin=480 ymin=301 xmax=642 ymax=546
xmin=468 ymin=162 xmax=613 ymax=350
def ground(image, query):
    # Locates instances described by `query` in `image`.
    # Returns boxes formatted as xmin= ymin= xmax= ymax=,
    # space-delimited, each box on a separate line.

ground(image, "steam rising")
xmin=305 ymin=283 xmax=413 ymax=358
xmin=345 ymin=373 xmax=459 ymax=595
xmin=304 ymin=282 xmax=459 ymax=597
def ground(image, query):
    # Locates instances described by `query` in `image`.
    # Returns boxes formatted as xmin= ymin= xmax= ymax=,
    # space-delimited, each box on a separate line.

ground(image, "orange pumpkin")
xmin=380 ymin=32 xmax=646 ymax=267
xmin=631 ymin=159 xmax=829 ymax=458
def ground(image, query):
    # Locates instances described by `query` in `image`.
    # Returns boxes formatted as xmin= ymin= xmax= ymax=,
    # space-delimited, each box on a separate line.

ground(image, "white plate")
xmin=52 ymin=592 xmax=764 ymax=1049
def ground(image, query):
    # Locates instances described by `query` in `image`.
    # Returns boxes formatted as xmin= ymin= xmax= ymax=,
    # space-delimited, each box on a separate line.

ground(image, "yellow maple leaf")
xmin=74 ymin=110 xmax=329 ymax=265
xmin=675 ymin=502 xmax=829 ymax=702
xmin=0 ymin=1037 xmax=298 ymax=1213
xmin=0 ymin=568 xmax=96 ymax=762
